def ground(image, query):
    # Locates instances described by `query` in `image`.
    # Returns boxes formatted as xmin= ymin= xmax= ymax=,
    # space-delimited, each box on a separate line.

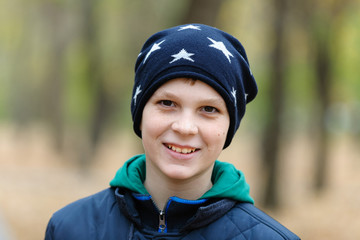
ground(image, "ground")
xmin=0 ymin=125 xmax=359 ymax=239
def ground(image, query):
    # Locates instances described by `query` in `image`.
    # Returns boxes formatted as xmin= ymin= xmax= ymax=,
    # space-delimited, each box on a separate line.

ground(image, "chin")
xmin=162 ymin=165 xmax=196 ymax=181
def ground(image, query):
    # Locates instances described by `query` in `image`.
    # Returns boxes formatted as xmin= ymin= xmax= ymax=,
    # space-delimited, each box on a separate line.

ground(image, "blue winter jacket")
xmin=45 ymin=155 xmax=300 ymax=239
xmin=45 ymin=187 xmax=299 ymax=239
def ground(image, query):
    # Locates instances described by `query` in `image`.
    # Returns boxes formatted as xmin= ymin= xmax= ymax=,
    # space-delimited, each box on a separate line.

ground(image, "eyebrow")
xmin=198 ymin=97 xmax=226 ymax=107
xmin=153 ymin=91 xmax=178 ymax=100
xmin=154 ymin=90 xmax=226 ymax=107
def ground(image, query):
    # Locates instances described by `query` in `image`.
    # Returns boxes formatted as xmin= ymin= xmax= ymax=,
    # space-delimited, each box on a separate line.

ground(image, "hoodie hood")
xmin=202 ymin=159 xmax=254 ymax=203
xmin=110 ymin=154 xmax=254 ymax=204
xmin=110 ymin=154 xmax=148 ymax=194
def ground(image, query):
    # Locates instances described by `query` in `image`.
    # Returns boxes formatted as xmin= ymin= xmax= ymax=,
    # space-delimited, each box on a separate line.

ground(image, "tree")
xmin=181 ymin=0 xmax=224 ymax=26
xmin=261 ymin=0 xmax=288 ymax=208
xmin=41 ymin=2 xmax=68 ymax=152
xmin=69 ymin=0 xmax=112 ymax=167
xmin=303 ymin=0 xmax=352 ymax=192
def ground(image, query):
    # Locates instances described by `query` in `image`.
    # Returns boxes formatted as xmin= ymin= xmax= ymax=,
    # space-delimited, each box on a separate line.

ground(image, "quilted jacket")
xmin=45 ymin=155 xmax=300 ymax=239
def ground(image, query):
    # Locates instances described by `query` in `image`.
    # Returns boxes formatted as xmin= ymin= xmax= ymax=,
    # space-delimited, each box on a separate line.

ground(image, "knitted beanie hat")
xmin=131 ymin=24 xmax=257 ymax=149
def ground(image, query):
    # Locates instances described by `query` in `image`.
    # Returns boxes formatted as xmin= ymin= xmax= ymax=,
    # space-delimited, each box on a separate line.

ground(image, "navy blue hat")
xmin=131 ymin=24 xmax=257 ymax=149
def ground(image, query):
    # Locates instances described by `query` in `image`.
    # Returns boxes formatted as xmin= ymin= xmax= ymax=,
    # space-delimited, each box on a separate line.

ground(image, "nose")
xmin=171 ymin=111 xmax=198 ymax=135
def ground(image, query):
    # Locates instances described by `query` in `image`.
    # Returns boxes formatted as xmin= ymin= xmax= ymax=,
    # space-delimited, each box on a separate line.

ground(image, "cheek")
xmin=141 ymin=116 xmax=157 ymax=137
xmin=203 ymin=121 xmax=229 ymax=147
xmin=141 ymin=108 xmax=168 ymax=139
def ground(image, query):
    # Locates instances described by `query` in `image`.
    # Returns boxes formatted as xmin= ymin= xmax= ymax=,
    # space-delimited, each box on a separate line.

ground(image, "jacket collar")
xmin=114 ymin=187 xmax=236 ymax=233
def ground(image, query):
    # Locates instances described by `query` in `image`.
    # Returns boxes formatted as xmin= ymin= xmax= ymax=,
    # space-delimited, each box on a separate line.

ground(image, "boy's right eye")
xmin=159 ymin=100 xmax=174 ymax=107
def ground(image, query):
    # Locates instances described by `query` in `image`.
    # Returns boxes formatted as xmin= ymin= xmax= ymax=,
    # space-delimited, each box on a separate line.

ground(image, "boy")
xmin=45 ymin=24 xmax=300 ymax=239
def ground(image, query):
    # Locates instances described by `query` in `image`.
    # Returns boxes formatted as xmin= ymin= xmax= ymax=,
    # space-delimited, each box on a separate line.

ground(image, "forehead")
xmin=153 ymin=78 xmax=222 ymax=98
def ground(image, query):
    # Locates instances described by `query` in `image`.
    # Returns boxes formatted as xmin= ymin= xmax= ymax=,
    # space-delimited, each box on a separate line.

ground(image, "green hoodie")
xmin=110 ymin=154 xmax=254 ymax=204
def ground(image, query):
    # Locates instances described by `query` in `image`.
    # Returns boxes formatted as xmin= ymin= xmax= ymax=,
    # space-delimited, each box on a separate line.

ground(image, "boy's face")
xmin=140 ymin=78 xmax=230 ymax=183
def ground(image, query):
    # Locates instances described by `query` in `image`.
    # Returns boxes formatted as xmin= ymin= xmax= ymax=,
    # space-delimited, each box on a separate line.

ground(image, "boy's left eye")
xmin=202 ymin=106 xmax=218 ymax=113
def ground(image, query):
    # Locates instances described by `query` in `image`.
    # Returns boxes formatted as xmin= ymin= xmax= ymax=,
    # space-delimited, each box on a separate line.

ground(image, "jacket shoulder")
xmin=227 ymin=203 xmax=300 ymax=239
xmin=51 ymin=188 xmax=116 ymax=220
xmin=45 ymin=188 xmax=128 ymax=240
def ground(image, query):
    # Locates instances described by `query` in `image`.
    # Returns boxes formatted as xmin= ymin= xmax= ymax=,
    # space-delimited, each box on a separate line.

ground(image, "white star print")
xmin=169 ymin=49 xmax=195 ymax=64
xmin=133 ymin=85 xmax=142 ymax=105
xmin=231 ymin=87 xmax=237 ymax=106
xmin=208 ymin=37 xmax=234 ymax=63
xmin=178 ymin=25 xmax=201 ymax=31
xmin=143 ymin=40 xmax=165 ymax=63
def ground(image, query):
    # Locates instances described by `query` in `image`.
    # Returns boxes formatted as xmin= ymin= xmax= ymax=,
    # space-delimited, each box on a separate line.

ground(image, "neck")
xmin=144 ymin=164 xmax=214 ymax=210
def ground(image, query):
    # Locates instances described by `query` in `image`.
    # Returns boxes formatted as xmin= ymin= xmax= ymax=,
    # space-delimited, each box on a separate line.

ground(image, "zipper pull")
xmin=158 ymin=210 xmax=166 ymax=233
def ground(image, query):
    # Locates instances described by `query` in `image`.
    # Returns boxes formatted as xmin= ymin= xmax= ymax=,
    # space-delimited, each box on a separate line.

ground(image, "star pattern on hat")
xmin=231 ymin=87 xmax=237 ymax=106
xmin=208 ymin=37 xmax=234 ymax=63
xmin=133 ymin=85 xmax=142 ymax=105
xmin=143 ymin=40 xmax=165 ymax=63
xmin=178 ymin=25 xmax=201 ymax=31
xmin=169 ymin=49 xmax=195 ymax=64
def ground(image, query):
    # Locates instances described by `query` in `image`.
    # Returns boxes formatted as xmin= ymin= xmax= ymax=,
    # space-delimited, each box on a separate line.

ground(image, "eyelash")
xmin=159 ymin=100 xmax=174 ymax=107
xmin=202 ymin=106 xmax=219 ymax=113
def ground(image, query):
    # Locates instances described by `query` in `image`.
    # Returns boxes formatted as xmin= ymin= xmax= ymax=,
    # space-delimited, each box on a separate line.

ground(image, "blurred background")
xmin=0 ymin=0 xmax=359 ymax=239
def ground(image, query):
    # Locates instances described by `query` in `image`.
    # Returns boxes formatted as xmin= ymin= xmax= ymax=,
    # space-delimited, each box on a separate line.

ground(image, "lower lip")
xmin=164 ymin=145 xmax=198 ymax=160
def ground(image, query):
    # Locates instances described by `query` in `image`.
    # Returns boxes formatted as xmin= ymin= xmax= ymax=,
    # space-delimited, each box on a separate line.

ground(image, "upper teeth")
xmin=167 ymin=144 xmax=196 ymax=154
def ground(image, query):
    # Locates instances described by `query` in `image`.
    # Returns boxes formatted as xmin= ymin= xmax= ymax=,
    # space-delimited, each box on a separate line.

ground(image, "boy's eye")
xmin=202 ymin=106 xmax=218 ymax=113
xmin=159 ymin=100 xmax=174 ymax=107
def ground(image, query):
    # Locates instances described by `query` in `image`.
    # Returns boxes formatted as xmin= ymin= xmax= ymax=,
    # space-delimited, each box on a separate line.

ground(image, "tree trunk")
xmin=261 ymin=0 xmax=288 ymax=209
xmin=78 ymin=0 xmax=110 ymax=167
xmin=181 ymin=0 xmax=224 ymax=26
xmin=42 ymin=2 xmax=67 ymax=152
xmin=302 ymin=0 xmax=350 ymax=192
xmin=313 ymin=33 xmax=331 ymax=191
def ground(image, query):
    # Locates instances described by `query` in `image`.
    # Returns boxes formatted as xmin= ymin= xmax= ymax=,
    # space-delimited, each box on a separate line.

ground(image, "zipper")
xmin=158 ymin=210 xmax=166 ymax=233
xmin=151 ymin=198 xmax=169 ymax=233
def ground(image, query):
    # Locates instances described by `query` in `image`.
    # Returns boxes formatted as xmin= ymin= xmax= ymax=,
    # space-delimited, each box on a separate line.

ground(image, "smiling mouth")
xmin=165 ymin=144 xmax=198 ymax=154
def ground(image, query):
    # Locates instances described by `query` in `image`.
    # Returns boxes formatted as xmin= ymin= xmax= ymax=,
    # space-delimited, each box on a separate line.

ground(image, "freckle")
xmin=218 ymin=133 xmax=220 ymax=136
